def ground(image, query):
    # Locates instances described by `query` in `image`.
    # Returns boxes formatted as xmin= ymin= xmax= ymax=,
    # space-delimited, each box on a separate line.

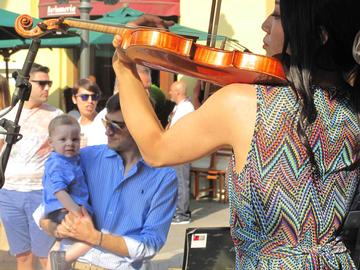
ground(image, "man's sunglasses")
xmin=30 ymin=80 xmax=53 ymax=87
xmin=102 ymin=118 xmax=126 ymax=132
xmin=75 ymin=94 xmax=100 ymax=101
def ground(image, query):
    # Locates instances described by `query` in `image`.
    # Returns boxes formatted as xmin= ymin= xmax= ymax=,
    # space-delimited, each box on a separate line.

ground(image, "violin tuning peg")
xmin=37 ymin=22 xmax=48 ymax=31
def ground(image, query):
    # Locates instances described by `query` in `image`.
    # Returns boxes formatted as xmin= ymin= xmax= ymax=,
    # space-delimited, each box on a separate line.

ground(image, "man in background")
xmin=136 ymin=65 xmax=175 ymax=127
xmin=167 ymin=80 xmax=195 ymax=224
xmin=0 ymin=63 xmax=62 ymax=270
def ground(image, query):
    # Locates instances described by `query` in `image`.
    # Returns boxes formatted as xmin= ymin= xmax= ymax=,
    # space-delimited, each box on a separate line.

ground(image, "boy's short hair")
xmin=48 ymin=114 xmax=80 ymax=136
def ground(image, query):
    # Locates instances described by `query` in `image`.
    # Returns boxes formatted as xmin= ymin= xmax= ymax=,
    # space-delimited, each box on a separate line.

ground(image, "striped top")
xmin=228 ymin=85 xmax=360 ymax=269
xmin=75 ymin=144 xmax=177 ymax=269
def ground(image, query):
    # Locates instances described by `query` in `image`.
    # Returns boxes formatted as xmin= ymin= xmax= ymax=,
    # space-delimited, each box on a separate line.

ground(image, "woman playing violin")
xmin=113 ymin=0 xmax=360 ymax=268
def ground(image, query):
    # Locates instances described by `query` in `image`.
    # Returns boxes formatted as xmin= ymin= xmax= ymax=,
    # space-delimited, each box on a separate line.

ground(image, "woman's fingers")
xmin=112 ymin=34 xmax=122 ymax=48
xmin=112 ymin=35 xmax=134 ymax=67
xmin=126 ymin=14 xmax=174 ymax=29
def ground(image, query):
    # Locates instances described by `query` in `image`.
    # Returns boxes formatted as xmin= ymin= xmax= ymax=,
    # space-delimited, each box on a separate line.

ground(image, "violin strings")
xmin=226 ymin=39 xmax=252 ymax=53
xmin=169 ymin=28 xmax=251 ymax=52
xmin=65 ymin=18 xmax=252 ymax=53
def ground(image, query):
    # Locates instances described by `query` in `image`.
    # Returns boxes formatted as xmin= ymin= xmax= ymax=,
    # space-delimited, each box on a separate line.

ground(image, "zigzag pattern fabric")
xmin=228 ymin=85 xmax=360 ymax=269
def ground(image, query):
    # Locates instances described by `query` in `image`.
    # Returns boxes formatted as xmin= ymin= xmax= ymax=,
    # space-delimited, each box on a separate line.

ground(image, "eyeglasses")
xmin=30 ymin=80 xmax=53 ymax=87
xmin=75 ymin=94 xmax=100 ymax=102
xmin=102 ymin=118 xmax=126 ymax=132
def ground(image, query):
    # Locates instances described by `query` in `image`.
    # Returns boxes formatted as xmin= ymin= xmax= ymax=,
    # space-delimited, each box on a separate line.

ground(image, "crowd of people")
xmin=0 ymin=0 xmax=360 ymax=269
xmin=0 ymin=61 xmax=195 ymax=269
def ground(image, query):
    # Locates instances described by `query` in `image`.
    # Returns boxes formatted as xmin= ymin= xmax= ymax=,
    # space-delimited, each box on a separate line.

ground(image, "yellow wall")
xmin=180 ymin=0 xmax=272 ymax=54
xmin=179 ymin=0 xmax=274 ymax=95
xmin=0 ymin=0 xmax=75 ymax=109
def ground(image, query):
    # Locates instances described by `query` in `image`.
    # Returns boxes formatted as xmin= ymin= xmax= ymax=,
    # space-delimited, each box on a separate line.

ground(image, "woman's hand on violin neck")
xmin=126 ymin=14 xmax=174 ymax=29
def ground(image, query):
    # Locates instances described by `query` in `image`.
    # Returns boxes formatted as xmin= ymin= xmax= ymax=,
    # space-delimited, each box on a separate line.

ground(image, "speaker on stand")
xmin=182 ymin=227 xmax=235 ymax=270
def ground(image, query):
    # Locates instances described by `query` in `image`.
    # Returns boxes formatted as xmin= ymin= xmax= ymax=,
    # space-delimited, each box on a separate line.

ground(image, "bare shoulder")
xmin=206 ymin=83 xmax=257 ymax=115
xmin=207 ymin=84 xmax=257 ymax=171
xmin=200 ymin=82 xmax=257 ymax=139
xmin=212 ymin=83 xmax=256 ymax=100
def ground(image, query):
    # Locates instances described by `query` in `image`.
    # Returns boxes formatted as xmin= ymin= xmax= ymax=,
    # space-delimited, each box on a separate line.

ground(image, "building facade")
xmin=0 ymin=0 xmax=273 ymax=109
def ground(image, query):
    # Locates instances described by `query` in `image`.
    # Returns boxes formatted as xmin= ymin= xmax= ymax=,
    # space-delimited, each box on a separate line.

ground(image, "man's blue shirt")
xmin=79 ymin=144 xmax=177 ymax=264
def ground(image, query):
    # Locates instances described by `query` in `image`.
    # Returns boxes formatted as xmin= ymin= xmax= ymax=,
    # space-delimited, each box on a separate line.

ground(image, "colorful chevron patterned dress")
xmin=228 ymin=85 xmax=360 ymax=269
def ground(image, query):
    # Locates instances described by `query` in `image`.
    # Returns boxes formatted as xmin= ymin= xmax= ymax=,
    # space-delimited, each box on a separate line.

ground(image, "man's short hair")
xmin=30 ymin=63 xmax=49 ymax=75
xmin=106 ymin=93 xmax=121 ymax=113
xmin=48 ymin=114 xmax=80 ymax=136
xmin=72 ymin=78 xmax=102 ymax=96
xmin=105 ymin=92 xmax=155 ymax=114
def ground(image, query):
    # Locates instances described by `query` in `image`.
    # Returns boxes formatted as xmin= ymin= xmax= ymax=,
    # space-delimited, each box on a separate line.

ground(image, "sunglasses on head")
xmin=76 ymin=94 xmax=100 ymax=101
xmin=30 ymin=80 xmax=53 ymax=87
xmin=102 ymin=118 xmax=126 ymax=132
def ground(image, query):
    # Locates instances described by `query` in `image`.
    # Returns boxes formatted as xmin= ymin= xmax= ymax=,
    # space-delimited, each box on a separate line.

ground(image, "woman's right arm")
xmin=113 ymin=44 xmax=257 ymax=170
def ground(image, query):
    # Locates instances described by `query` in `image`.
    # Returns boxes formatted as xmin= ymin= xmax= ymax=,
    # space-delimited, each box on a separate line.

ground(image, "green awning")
xmin=0 ymin=8 xmax=80 ymax=49
xmin=0 ymin=7 xmax=225 ymax=49
xmin=87 ymin=7 xmax=225 ymax=45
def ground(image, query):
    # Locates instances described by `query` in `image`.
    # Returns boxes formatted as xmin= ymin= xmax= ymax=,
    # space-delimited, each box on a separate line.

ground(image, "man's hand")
xmin=126 ymin=14 xmax=174 ymax=29
xmin=59 ymin=207 xmax=100 ymax=246
xmin=39 ymin=218 xmax=59 ymax=238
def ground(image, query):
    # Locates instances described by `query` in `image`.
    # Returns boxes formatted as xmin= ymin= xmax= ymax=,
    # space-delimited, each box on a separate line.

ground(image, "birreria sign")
xmin=47 ymin=5 xmax=77 ymax=16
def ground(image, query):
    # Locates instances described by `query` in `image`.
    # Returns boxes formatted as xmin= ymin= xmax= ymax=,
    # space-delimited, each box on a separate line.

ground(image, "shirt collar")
xmin=103 ymin=146 xmax=148 ymax=168
xmin=52 ymin=151 xmax=80 ymax=164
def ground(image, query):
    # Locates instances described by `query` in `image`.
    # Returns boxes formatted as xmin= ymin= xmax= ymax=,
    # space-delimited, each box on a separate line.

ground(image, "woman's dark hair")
xmin=280 ymin=0 xmax=360 ymax=173
xmin=72 ymin=78 xmax=101 ymax=96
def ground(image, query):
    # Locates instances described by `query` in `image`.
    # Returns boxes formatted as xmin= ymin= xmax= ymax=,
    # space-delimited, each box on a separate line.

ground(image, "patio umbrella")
xmin=0 ymin=9 xmax=39 ymax=79
xmin=88 ymin=7 xmax=225 ymax=45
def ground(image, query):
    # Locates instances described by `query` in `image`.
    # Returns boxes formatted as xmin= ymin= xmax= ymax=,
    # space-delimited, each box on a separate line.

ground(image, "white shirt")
xmin=169 ymin=98 xmax=195 ymax=128
xmin=78 ymin=115 xmax=107 ymax=147
xmin=0 ymin=103 xmax=63 ymax=191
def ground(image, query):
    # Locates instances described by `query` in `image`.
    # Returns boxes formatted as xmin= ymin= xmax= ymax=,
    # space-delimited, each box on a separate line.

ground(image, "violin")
xmin=14 ymin=14 xmax=287 ymax=86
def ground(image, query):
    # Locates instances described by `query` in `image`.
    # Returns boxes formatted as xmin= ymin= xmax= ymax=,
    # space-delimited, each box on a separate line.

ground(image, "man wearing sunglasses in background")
xmin=40 ymin=93 xmax=177 ymax=270
xmin=0 ymin=63 xmax=62 ymax=270
xmin=71 ymin=78 xmax=107 ymax=147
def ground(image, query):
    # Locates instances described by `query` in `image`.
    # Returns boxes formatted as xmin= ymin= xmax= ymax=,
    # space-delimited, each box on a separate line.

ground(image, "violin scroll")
xmin=15 ymin=15 xmax=69 ymax=38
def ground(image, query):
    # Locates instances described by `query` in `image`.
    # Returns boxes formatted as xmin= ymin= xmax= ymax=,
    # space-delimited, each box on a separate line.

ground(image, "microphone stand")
xmin=0 ymin=39 xmax=41 ymax=188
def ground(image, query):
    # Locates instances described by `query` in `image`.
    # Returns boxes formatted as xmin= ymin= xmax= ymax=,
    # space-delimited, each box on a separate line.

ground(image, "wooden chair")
xmin=190 ymin=148 xmax=232 ymax=202
xmin=207 ymin=169 xmax=227 ymax=202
